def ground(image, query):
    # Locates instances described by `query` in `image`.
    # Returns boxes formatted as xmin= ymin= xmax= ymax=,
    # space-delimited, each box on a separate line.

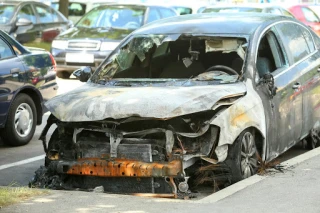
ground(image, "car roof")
xmin=204 ymin=4 xmax=283 ymax=9
xmin=0 ymin=1 xmax=48 ymax=5
xmin=133 ymin=13 xmax=293 ymax=36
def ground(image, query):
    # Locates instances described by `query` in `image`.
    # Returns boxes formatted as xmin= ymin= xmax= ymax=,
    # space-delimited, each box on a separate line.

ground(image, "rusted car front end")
xmin=32 ymin=14 xmax=275 ymax=197
xmin=36 ymin=81 xmax=248 ymax=197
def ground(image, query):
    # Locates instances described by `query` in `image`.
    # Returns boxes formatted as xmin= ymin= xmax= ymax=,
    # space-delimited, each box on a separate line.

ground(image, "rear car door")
xmin=15 ymin=4 xmax=41 ymax=44
xmin=291 ymin=25 xmax=320 ymax=140
xmin=0 ymin=35 xmax=26 ymax=126
xmin=275 ymin=22 xmax=317 ymax=143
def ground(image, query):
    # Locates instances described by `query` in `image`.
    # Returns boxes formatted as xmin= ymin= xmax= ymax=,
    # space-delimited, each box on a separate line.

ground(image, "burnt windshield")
xmin=91 ymin=34 xmax=247 ymax=84
xmin=76 ymin=5 xmax=146 ymax=29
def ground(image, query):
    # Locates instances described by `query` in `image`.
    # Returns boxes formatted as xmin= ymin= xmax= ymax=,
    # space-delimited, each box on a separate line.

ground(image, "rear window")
xmin=301 ymin=7 xmax=320 ymax=22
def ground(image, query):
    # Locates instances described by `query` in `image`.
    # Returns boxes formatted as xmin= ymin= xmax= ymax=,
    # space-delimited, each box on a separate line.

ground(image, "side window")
xmin=256 ymin=28 xmax=288 ymax=78
xmin=69 ymin=3 xmax=86 ymax=16
xmin=0 ymin=38 xmax=14 ymax=60
xmin=18 ymin=5 xmax=36 ymax=23
xmin=146 ymin=8 xmax=161 ymax=24
xmin=35 ymin=5 xmax=53 ymax=23
xmin=300 ymin=26 xmax=316 ymax=53
xmin=301 ymin=7 xmax=320 ymax=22
xmin=276 ymin=23 xmax=311 ymax=63
xmin=159 ymin=8 xmax=176 ymax=18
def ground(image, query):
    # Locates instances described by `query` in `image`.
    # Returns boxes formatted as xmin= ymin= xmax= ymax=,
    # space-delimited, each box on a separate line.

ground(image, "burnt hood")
xmin=45 ymin=82 xmax=247 ymax=122
xmin=56 ymin=26 xmax=133 ymax=41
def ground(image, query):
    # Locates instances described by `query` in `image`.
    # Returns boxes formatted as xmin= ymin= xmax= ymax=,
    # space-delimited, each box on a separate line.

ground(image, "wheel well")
xmin=247 ymin=127 xmax=264 ymax=157
xmin=19 ymin=89 xmax=43 ymax=125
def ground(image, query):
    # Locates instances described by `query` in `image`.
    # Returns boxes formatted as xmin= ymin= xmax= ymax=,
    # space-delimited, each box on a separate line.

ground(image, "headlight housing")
xmin=100 ymin=42 xmax=119 ymax=51
xmin=51 ymin=40 xmax=68 ymax=50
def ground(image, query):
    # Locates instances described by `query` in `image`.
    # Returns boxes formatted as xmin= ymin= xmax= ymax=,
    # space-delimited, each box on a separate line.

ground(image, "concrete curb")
xmin=197 ymin=146 xmax=320 ymax=203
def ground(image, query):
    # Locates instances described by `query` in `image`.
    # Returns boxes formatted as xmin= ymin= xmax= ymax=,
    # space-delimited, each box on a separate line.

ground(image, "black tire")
xmin=0 ymin=94 xmax=37 ymax=146
xmin=56 ymin=71 xmax=71 ymax=79
xmin=306 ymin=129 xmax=320 ymax=150
xmin=225 ymin=129 xmax=258 ymax=183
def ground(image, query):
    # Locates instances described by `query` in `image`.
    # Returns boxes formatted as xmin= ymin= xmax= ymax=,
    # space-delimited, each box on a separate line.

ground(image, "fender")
xmin=0 ymin=85 xmax=44 ymax=128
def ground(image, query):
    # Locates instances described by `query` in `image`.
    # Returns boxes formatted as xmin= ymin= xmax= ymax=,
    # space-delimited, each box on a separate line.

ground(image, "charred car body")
xmin=35 ymin=13 xmax=320 ymax=198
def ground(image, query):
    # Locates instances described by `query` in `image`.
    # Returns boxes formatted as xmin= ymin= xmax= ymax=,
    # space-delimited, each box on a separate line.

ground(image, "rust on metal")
xmin=133 ymin=193 xmax=176 ymax=198
xmin=63 ymin=158 xmax=182 ymax=178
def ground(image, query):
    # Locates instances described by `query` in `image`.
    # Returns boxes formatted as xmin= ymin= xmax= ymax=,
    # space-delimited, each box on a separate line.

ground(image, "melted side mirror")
xmin=262 ymin=73 xmax=277 ymax=97
xmin=73 ymin=66 xmax=92 ymax=82
xmin=16 ymin=18 xmax=33 ymax=26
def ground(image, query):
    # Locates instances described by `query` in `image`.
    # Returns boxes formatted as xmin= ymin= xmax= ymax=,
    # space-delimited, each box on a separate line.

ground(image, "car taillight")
xmin=49 ymin=52 xmax=56 ymax=72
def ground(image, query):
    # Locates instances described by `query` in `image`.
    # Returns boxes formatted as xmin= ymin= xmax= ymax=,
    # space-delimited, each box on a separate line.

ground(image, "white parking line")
xmin=0 ymin=155 xmax=45 ymax=171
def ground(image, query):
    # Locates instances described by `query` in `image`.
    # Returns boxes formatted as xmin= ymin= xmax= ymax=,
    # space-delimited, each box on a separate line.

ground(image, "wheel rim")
xmin=240 ymin=132 xmax=257 ymax=178
xmin=14 ymin=103 xmax=33 ymax=138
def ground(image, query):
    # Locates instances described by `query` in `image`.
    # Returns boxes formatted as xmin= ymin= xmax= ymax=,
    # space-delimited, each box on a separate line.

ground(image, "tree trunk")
xmin=59 ymin=0 xmax=69 ymax=18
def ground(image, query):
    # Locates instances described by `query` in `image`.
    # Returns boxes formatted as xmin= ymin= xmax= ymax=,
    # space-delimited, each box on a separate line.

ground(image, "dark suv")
xmin=51 ymin=4 xmax=177 ymax=79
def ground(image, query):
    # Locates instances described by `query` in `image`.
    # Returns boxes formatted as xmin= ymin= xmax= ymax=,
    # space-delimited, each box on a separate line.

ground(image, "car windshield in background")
xmin=76 ymin=6 xmax=145 ymax=29
xmin=0 ymin=5 xmax=15 ymax=24
xmin=203 ymin=7 xmax=263 ymax=13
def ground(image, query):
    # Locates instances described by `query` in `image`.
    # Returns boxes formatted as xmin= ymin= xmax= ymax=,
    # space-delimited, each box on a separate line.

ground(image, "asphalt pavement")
xmin=2 ymin=147 xmax=320 ymax=213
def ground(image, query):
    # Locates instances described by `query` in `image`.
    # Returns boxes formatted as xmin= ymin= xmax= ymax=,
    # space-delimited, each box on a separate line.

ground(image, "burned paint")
xmin=45 ymin=83 xmax=246 ymax=122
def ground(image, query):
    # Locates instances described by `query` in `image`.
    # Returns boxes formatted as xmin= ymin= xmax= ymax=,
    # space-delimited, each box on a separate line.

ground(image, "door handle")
xmin=10 ymin=68 xmax=20 ymax=74
xmin=292 ymin=82 xmax=301 ymax=90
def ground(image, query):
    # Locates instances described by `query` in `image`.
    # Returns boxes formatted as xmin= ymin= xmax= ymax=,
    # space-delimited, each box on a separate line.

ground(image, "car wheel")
xmin=225 ymin=130 xmax=258 ymax=183
xmin=0 ymin=94 xmax=37 ymax=146
xmin=306 ymin=129 xmax=320 ymax=150
xmin=57 ymin=71 xmax=71 ymax=79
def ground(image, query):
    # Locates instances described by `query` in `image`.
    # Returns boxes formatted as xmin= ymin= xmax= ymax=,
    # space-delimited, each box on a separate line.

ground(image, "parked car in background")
xmin=288 ymin=5 xmax=320 ymax=35
xmin=171 ymin=6 xmax=193 ymax=15
xmin=0 ymin=30 xmax=58 ymax=146
xmin=170 ymin=4 xmax=207 ymax=15
xmin=51 ymin=0 xmax=116 ymax=24
xmin=202 ymin=4 xmax=294 ymax=17
xmin=37 ymin=13 xmax=320 ymax=197
xmin=52 ymin=4 xmax=177 ymax=79
xmin=0 ymin=1 xmax=71 ymax=44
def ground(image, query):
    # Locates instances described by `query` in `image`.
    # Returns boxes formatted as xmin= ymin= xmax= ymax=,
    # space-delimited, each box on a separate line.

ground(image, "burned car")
xmin=35 ymin=13 xmax=320 ymax=198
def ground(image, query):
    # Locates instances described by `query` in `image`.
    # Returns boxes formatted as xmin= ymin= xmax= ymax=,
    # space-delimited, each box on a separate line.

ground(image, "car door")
xmin=293 ymin=25 xmax=320 ymax=139
xmin=33 ymin=3 xmax=62 ymax=43
xmin=0 ymin=35 xmax=26 ymax=126
xmin=275 ymin=22 xmax=318 ymax=143
xmin=255 ymin=25 xmax=303 ymax=161
xmin=15 ymin=4 xmax=42 ymax=44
